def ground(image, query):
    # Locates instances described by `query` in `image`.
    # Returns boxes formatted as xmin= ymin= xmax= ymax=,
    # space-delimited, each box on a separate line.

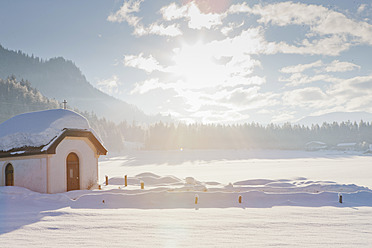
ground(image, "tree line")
xmin=143 ymin=121 xmax=372 ymax=150
xmin=2 ymin=76 xmax=372 ymax=152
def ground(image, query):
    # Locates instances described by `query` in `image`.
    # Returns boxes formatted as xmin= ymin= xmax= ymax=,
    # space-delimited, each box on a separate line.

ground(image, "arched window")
xmin=66 ymin=153 xmax=80 ymax=191
xmin=5 ymin=163 xmax=14 ymax=186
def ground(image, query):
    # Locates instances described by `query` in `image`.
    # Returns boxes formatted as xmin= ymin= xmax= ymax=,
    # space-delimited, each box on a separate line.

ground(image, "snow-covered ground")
xmin=1 ymin=150 xmax=372 ymax=247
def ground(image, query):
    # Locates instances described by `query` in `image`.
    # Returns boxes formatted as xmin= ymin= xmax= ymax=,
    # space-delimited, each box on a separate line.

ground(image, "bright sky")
xmin=1 ymin=0 xmax=372 ymax=124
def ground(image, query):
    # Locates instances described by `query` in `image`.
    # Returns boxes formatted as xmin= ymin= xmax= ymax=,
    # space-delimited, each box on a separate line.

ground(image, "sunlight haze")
xmin=0 ymin=0 xmax=371 ymax=124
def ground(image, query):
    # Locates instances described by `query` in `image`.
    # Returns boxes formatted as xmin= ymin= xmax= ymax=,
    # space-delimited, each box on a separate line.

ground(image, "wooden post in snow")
xmin=195 ymin=194 xmax=199 ymax=204
xmin=140 ymin=181 xmax=144 ymax=189
xmin=124 ymin=175 xmax=127 ymax=187
xmin=238 ymin=195 xmax=242 ymax=204
xmin=105 ymin=175 xmax=108 ymax=186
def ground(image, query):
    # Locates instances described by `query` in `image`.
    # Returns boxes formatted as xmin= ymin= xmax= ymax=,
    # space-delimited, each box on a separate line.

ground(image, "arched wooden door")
xmin=66 ymin=153 xmax=80 ymax=191
xmin=5 ymin=163 xmax=14 ymax=186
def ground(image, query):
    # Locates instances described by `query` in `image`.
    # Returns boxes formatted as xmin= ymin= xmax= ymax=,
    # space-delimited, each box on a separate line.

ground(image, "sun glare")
xmin=172 ymin=42 xmax=225 ymax=89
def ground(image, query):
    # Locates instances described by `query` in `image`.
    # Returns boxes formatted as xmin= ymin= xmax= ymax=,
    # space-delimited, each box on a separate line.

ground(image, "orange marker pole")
xmin=141 ymin=181 xmax=144 ymax=189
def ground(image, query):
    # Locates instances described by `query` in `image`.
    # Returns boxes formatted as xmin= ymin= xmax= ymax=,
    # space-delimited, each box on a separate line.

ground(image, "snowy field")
xmin=1 ymin=150 xmax=372 ymax=247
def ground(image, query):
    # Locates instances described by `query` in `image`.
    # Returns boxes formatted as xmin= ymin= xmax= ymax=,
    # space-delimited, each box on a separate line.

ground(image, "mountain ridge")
xmin=0 ymin=44 xmax=164 ymax=123
xmin=296 ymin=111 xmax=372 ymax=126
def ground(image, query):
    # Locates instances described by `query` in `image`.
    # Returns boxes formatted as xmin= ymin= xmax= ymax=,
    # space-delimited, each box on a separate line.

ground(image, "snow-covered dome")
xmin=0 ymin=109 xmax=90 ymax=151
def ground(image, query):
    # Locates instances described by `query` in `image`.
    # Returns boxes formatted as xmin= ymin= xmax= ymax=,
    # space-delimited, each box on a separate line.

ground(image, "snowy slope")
xmin=1 ymin=150 xmax=372 ymax=247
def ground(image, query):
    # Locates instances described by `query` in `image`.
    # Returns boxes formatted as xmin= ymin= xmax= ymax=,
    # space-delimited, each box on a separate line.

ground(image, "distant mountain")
xmin=0 ymin=76 xmax=135 ymax=152
xmin=297 ymin=112 xmax=372 ymax=126
xmin=0 ymin=45 xmax=164 ymax=123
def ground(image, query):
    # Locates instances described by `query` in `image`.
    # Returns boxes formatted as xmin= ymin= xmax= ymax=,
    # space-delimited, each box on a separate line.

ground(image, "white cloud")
xmin=108 ymin=0 xmax=182 ymax=37
xmin=147 ymin=23 xmax=182 ymax=37
xmin=97 ymin=75 xmax=121 ymax=95
xmin=323 ymin=75 xmax=372 ymax=112
xmin=281 ymin=59 xmax=360 ymax=74
xmin=209 ymin=27 xmax=349 ymax=57
xmin=160 ymin=2 xmax=226 ymax=30
xmin=107 ymin=0 xmax=143 ymax=25
xmin=324 ymin=60 xmax=361 ymax=72
xmin=249 ymin=2 xmax=326 ymax=27
xmin=187 ymin=2 xmax=225 ymax=29
xmin=123 ymin=53 xmax=165 ymax=73
xmin=130 ymin=78 xmax=173 ymax=94
xmin=228 ymin=2 xmax=251 ymax=14
xmin=313 ymin=12 xmax=372 ymax=45
xmin=282 ymin=75 xmax=372 ymax=115
xmin=226 ymin=54 xmax=261 ymax=77
xmin=357 ymin=4 xmax=367 ymax=14
xmin=280 ymin=60 xmax=323 ymax=74
xmin=279 ymin=59 xmax=361 ymax=87
xmin=231 ymin=1 xmax=372 ymax=46
xmin=202 ymin=86 xmax=279 ymax=111
xmin=221 ymin=21 xmax=245 ymax=36
xmin=207 ymin=27 xmax=273 ymax=57
xmin=280 ymin=73 xmax=336 ymax=87
xmin=329 ymin=75 xmax=372 ymax=96
xmin=283 ymin=87 xmax=328 ymax=108
xmin=160 ymin=2 xmax=188 ymax=21
xmin=133 ymin=22 xmax=182 ymax=37
xmin=276 ymin=35 xmax=351 ymax=56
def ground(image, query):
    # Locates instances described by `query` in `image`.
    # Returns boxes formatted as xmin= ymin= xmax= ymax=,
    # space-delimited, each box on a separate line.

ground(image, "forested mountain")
xmin=0 ymin=76 xmax=145 ymax=152
xmin=0 ymin=76 xmax=61 ymax=123
xmin=0 ymin=45 xmax=153 ymax=123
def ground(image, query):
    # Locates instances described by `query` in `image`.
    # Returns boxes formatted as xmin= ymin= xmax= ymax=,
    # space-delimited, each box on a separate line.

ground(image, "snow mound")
xmin=135 ymin=172 xmax=161 ymax=179
xmin=234 ymin=179 xmax=275 ymax=186
xmin=0 ymin=109 xmax=90 ymax=151
xmin=2 ymin=174 xmax=372 ymax=209
xmin=107 ymin=173 xmax=182 ymax=187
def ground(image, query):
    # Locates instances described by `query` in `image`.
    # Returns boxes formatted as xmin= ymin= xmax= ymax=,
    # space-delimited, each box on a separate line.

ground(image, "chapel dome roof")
xmin=0 ymin=109 xmax=90 ymax=151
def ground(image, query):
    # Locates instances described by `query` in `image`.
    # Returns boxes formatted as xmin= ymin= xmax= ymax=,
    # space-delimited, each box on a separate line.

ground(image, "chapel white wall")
xmin=0 ymin=157 xmax=48 ymax=193
xmin=48 ymin=137 xmax=98 ymax=193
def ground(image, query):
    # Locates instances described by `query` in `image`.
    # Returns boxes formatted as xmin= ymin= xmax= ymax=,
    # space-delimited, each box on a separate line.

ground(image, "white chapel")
xmin=0 ymin=109 xmax=107 ymax=193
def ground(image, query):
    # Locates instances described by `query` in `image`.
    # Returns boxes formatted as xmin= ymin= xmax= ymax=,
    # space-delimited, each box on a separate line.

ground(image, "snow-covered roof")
xmin=305 ymin=141 xmax=326 ymax=146
xmin=336 ymin=143 xmax=356 ymax=147
xmin=0 ymin=109 xmax=106 ymax=156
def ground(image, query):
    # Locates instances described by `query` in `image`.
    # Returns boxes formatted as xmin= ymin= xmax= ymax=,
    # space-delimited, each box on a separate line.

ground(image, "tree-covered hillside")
xmin=0 ymin=76 xmax=61 ymax=123
xmin=0 ymin=76 xmax=144 ymax=152
xmin=0 ymin=45 xmax=151 ymax=123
